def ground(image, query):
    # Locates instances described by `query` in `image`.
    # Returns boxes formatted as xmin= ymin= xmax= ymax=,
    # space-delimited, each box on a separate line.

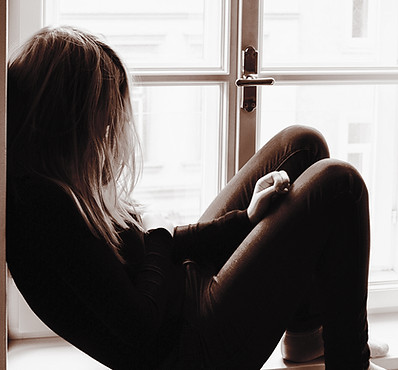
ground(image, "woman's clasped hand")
xmin=247 ymin=170 xmax=290 ymax=224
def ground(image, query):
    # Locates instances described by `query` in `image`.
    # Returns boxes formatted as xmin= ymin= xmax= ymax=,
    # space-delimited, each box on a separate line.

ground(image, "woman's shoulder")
xmin=7 ymin=174 xmax=81 ymax=223
xmin=6 ymin=174 xmax=91 ymax=258
xmin=7 ymin=173 xmax=145 ymax=263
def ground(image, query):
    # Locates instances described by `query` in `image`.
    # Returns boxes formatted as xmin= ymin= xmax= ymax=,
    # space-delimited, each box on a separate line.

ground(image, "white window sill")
xmin=8 ymin=313 xmax=398 ymax=370
xmin=8 ymin=337 xmax=108 ymax=370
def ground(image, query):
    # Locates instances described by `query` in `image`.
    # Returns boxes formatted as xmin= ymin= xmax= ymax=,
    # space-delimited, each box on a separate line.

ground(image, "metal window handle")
xmin=235 ymin=75 xmax=275 ymax=87
xmin=237 ymin=46 xmax=275 ymax=112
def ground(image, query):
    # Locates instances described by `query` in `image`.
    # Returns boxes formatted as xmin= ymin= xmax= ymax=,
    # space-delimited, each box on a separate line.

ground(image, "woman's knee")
xmin=255 ymin=125 xmax=330 ymax=183
xmin=280 ymin=125 xmax=330 ymax=160
xmin=307 ymin=158 xmax=368 ymax=202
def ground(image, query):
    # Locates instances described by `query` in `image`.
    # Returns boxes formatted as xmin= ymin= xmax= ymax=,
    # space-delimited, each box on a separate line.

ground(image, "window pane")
xmin=132 ymin=85 xmax=221 ymax=224
xmin=261 ymin=0 xmax=398 ymax=68
xmin=44 ymin=0 xmax=226 ymax=71
xmin=259 ymin=84 xmax=398 ymax=279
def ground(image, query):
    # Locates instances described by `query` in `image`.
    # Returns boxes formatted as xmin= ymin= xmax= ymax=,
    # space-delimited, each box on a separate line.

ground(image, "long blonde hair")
xmin=8 ymin=26 xmax=142 ymax=253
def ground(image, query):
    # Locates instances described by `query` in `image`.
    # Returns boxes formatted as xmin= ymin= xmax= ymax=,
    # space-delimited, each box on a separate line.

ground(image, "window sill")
xmin=7 ymin=313 xmax=398 ymax=370
xmin=8 ymin=336 xmax=108 ymax=370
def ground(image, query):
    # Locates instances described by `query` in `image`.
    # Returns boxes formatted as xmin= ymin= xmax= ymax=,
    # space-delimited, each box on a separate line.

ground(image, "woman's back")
xmin=6 ymin=173 xmax=181 ymax=369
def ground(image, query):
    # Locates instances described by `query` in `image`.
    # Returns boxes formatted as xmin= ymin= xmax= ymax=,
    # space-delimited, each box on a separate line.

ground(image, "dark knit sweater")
xmin=6 ymin=174 xmax=252 ymax=369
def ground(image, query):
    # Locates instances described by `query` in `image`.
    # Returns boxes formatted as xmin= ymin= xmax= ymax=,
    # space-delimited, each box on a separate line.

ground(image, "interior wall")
xmin=0 ymin=0 xmax=8 ymax=369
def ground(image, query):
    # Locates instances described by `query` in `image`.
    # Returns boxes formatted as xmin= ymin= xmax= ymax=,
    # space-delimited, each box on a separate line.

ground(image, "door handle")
xmin=235 ymin=75 xmax=275 ymax=86
xmin=236 ymin=46 xmax=275 ymax=112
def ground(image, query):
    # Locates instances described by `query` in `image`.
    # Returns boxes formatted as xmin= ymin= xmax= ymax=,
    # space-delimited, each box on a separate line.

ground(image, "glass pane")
xmin=259 ymin=84 xmax=398 ymax=278
xmin=132 ymin=85 xmax=221 ymax=224
xmin=261 ymin=0 xmax=398 ymax=68
xmin=44 ymin=0 xmax=225 ymax=70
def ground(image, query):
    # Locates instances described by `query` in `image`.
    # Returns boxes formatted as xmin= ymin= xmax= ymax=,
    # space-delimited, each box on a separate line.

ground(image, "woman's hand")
xmin=141 ymin=213 xmax=175 ymax=237
xmin=247 ymin=170 xmax=290 ymax=225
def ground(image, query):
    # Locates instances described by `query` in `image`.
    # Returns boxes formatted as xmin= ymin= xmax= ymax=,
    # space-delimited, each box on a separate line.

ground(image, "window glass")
xmin=44 ymin=1 xmax=226 ymax=223
xmin=261 ymin=0 xmax=398 ymax=68
xmin=259 ymin=84 xmax=398 ymax=277
xmin=45 ymin=0 xmax=226 ymax=71
xmin=132 ymin=84 xmax=222 ymax=224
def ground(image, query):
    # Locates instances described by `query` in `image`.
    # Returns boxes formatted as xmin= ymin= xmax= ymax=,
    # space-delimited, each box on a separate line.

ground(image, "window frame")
xmin=1 ymin=0 xmax=8 ymax=366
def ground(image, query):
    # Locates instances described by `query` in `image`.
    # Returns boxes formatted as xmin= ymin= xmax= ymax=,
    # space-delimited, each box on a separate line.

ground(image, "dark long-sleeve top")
xmin=6 ymin=174 xmax=252 ymax=369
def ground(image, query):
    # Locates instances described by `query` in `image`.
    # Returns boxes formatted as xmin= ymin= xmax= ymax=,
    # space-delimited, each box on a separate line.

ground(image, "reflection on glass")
xmin=348 ymin=122 xmax=372 ymax=144
xmin=132 ymin=85 xmax=221 ymax=224
xmin=352 ymin=0 xmax=369 ymax=38
xmin=259 ymin=84 xmax=398 ymax=275
xmin=45 ymin=0 xmax=225 ymax=70
xmin=261 ymin=0 xmax=398 ymax=67
xmin=347 ymin=152 xmax=363 ymax=172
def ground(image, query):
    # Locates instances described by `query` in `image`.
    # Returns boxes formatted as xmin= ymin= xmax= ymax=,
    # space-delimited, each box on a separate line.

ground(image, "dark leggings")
xmin=176 ymin=126 xmax=370 ymax=370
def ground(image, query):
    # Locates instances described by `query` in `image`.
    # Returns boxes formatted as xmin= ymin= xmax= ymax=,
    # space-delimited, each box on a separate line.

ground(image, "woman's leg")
xmin=198 ymin=159 xmax=370 ymax=370
xmin=199 ymin=125 xmax=330 ymax=222
xmin=199 ymin=125 xmax=329 ymax=333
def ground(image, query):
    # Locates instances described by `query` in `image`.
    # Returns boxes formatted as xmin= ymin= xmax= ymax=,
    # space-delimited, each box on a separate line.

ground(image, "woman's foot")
xmin=281 ymin=327 xmax=389 ymax=363
xmin=368 ymin=361 xmax=386 ymax=370
xmin=369 ymin=339 xmax=389 ymax=358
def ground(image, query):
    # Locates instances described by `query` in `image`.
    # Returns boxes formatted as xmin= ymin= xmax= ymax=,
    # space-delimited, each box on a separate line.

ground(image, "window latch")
xmin=235 ymin=46 xmax=275 ymax=112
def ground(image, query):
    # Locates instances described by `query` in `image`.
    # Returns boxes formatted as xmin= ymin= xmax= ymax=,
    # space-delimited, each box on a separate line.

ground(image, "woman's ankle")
xmin=281 ymin=327 xmax=389 ymax=364
xmin=281 ymin=326 xmax=324 ymax=362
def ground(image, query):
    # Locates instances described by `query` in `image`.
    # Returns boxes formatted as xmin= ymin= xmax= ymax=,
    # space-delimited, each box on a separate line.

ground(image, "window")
xmin=6 ymin=0 xmax=398 ymax=340
xmin=44 ymin=0 xmax=230 ymax=225
xmin=255 ymin=0 xmax=398 ymax=312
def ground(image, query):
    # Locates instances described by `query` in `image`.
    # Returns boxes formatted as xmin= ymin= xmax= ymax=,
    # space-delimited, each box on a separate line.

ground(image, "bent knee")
xmin=311 ymin=158 xmax=368 ymax=200
xmin=318 ymin=158 xmax=361 ymax=179
xmin=281 ymin=125 xmax=330 ymax=159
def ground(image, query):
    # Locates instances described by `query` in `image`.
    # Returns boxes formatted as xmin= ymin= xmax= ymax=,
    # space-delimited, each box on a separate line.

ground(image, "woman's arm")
xmin=173 ymin=209 xmax=253 ymax=265
xmin=173 ymin=170 xmax=290 ymax=266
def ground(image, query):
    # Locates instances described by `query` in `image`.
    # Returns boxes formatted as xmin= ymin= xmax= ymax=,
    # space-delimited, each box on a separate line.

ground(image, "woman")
xmin=7 ymin=27 xmax=386 ymax=369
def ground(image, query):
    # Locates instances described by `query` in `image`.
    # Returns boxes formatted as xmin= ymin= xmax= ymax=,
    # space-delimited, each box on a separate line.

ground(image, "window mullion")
xmin=225 ymin=0 xmax=239 ymax=183
xmin=258 ymin=69 xmax=398 ymax=85
xmin=236 ymin=0 xmax=260 ymax=171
